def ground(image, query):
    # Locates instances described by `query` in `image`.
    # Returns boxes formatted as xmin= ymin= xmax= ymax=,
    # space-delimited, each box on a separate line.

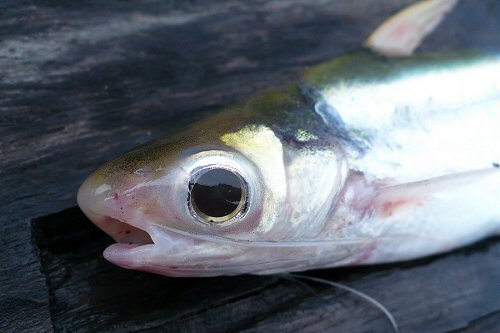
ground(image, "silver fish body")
xmin=302 ymin=51 xmax=500 ymax=267
xmin=77 ymin=50 xmax=500 ymax=277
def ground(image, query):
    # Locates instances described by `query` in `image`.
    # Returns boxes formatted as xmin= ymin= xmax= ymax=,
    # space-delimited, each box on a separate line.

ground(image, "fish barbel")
xmin=78 ymin=0 xmax=500 ymax=277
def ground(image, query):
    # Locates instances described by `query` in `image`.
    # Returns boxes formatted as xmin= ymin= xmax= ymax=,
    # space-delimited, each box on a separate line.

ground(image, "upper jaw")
xmin=77 ymin=174 xmax=153 ymax=245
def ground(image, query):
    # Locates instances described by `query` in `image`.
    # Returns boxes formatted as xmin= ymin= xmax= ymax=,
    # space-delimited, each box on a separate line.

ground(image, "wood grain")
xmin=1 ymin=1 xmax=500 ymax=332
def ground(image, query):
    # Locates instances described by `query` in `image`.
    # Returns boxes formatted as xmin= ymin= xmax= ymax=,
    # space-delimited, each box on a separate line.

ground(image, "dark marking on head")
xmin=298 ymin=82 xmax=368 ymax=153
xmin=314 ymin=100 xmax=367 ymax=152
xmin=493 ymin=162 xmax=499 ymax=168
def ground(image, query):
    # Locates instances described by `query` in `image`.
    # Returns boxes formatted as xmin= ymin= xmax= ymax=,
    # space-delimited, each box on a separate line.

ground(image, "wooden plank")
xmin=1 ymin=1 xmax=500 ymax=332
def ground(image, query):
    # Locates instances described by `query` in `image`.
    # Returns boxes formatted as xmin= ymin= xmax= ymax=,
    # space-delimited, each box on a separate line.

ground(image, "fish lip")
xmin=102 ymin=241 xmax=156 ymax=270
xmin=94 ymin=214 xmax=157 ymax=270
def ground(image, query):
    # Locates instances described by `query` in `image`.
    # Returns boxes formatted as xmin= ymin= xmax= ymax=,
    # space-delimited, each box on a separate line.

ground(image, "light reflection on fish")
xmin=78 ymin=0 xmax=500 ymax=277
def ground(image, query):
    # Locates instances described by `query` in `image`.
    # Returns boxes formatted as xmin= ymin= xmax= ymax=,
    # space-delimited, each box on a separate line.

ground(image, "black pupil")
xmin=190 ymin=169 xmax=243 ymax=219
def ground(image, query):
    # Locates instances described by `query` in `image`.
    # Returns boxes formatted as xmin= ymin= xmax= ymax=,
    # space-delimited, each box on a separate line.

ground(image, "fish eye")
xmin=188 ymin=167 xmax=247 ymax=223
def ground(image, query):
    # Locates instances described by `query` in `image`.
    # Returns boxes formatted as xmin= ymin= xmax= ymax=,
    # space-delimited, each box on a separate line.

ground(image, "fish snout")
xmin=77 ymin=173 xmax=153 ymax=245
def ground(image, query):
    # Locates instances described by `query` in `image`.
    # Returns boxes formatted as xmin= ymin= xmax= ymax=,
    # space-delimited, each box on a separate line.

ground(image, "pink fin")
xmin=365 ymin=0 xmax=458 ymax=57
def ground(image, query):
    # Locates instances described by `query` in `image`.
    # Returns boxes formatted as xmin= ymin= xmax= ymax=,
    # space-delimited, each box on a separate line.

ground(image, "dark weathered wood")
xmin=1 ymin=1 xmax=500 ymax=332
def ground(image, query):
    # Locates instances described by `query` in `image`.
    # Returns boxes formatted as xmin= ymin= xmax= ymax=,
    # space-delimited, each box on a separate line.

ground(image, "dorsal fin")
xmin=365 ymin=0 xmax=458 ymax=57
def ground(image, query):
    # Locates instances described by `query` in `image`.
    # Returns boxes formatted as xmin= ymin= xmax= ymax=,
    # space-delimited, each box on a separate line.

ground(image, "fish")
xmin=78 ymin=0 xmax=500 ymax=277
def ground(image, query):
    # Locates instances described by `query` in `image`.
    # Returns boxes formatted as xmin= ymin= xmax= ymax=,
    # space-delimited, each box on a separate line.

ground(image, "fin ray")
xmin=366 ymin=0 xmax=458 ymax=57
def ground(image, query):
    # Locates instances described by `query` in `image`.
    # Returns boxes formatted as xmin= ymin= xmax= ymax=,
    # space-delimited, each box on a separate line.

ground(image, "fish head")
xmin=78 ymin=88 xmax=348 ymax=276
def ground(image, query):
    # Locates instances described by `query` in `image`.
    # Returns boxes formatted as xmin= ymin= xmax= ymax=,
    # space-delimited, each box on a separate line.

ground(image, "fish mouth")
xmin=100 ymin=215 xmax=156 ymax=270
xmin=80 ymin=208 xmax=157 ymax=269
xmin=94 ymin=214 xmax=154 ymax=246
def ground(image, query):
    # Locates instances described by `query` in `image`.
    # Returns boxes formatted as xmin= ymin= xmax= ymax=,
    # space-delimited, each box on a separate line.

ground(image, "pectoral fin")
xmin=365 ymin=0 xmax=458 ymax=57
